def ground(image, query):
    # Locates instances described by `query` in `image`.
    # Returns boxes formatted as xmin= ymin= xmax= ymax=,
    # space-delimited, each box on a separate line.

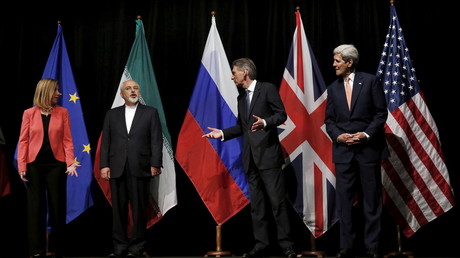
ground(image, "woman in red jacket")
xmin=18 ymin=78 xmax=79 ymax=258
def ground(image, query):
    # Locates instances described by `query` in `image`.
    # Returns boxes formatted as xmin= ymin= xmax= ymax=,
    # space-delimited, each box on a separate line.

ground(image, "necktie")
xmin=345 ymin=76 xmax=352 ymax=109
xmin=246 ymin=89 xmax=251 ymax=117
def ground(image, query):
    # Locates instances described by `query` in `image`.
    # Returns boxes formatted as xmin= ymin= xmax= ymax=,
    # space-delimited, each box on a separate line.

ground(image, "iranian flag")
xmin=93 ymin=18 xmax=177 ymax=229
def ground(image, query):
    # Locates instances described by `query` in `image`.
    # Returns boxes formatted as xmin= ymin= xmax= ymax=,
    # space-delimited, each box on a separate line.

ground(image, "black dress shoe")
xmin=242 ymin=247 xmax=266 ymax=257
xmin=366 ymin=248 xmax=381 ymax=258
xmin=127 ymin=251 xmax=149 ymax=257
xmin=108 ymin=253 xmax=123 ymax=258
xmin=283 ymin=247 xmax=296 ymax=258
xmin=336 ymin=248 xmax=355 ymax=258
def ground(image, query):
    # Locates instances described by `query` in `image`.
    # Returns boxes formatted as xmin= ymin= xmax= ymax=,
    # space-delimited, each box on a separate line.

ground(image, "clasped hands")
xmin=338 ymin=132 xmax=367 ymax=145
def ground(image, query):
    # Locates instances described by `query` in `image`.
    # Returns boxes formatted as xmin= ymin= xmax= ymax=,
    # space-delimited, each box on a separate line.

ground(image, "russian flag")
xmin=175 ymin=15 xmax=249 ymax=225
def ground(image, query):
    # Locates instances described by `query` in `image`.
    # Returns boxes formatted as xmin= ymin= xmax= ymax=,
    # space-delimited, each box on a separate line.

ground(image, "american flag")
xmin=376 ymin=4 xmax=455 ymax=237
xmin=278 ymin=10 xmax=338 ymax=238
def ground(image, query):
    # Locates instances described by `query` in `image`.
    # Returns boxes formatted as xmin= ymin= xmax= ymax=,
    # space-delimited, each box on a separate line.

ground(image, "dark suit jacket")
xmin=18 ymin=106 xmax=75 ymax=172
xmin=222 ymin=81 xmax=287 ymax=172
xmin=100 ymin=103 xmax=163 ymax=178
xmin=325 ymin=72 xmax=389 ymax=163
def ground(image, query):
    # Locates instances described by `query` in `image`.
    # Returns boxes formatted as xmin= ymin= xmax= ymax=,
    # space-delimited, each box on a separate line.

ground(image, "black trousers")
xmin=109 ymin=164 xmax=150 ymax=256
xmin=26 ymin=161 xmax=67 ymax=257
xmin=247 ymin=160 xmax=293 ymax=250
xmin=335 ymin=159 xmax=382 ymax=249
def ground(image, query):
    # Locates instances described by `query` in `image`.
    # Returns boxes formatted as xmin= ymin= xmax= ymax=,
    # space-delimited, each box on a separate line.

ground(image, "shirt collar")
xmin=346 ymin=73 xmax=355 ymax=82
xmin=125 ymin=102 xmax=139 ymax=110
xmin=247 ymin=79 xmax=257 ymax=91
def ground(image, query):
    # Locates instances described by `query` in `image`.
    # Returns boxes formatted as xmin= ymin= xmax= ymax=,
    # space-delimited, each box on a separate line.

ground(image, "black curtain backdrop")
xmin=0 ymin=0 xmax=458 ymax=257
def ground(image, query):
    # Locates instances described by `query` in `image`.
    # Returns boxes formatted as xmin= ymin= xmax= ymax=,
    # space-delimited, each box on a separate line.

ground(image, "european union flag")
xmin=42 ymin=23 xmax=94 ymax=223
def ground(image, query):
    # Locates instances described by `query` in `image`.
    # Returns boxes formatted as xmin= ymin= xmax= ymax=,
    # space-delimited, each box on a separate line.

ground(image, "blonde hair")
xmin=33 ymin=78 xmax=59 ymax=110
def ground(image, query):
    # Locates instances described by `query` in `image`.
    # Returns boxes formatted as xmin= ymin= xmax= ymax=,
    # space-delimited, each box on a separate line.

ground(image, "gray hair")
xmin=232 ymin=58 xmax=257 ymax=80
xmin=333 ymin=44 xmax=359 ymax=67
xmin=119 ymin=80 xmax=140 ymax=91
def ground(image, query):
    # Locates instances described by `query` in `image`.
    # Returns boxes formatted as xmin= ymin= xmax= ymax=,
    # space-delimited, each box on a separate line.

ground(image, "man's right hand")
xmin=202 ymin=127 xmax=223 ymax=139
xmin=100 ymin=167 xmax=110 ymax=180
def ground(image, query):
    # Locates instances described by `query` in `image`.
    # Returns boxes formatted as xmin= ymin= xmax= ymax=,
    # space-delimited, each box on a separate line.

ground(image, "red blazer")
xmin=18 ymin=106 xmax=75 ymax=172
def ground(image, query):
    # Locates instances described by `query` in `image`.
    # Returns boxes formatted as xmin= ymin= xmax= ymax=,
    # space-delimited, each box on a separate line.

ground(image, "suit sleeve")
xmin=325 ymin=83 xmax=341 ymax=142
xmin=150 ymin=108 xmax=163 ymax=168
xmin=364 ymin=76 xmax=388 ymax=138
xmin=264 ymin=83 xmax=287 ymax=127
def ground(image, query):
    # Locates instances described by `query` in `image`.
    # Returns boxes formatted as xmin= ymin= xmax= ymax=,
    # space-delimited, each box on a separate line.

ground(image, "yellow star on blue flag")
xmin=82 ymin=143 xmax=91 ymax=154
xmin=69 ymin=92 xmax=80 ymax=103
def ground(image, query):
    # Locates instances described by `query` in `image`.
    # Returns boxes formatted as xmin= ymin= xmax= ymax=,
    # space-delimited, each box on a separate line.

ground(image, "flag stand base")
xmin=299 ymin=233 xmax=325 ymax=257
xmin=384 ymin=225 xmax=414 ymax=258
xmin=204 ymin=225 xmax=232 ymax=257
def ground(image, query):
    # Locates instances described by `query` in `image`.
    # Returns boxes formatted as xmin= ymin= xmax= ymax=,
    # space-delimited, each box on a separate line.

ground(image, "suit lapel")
xmin=117 ymin=106 xmax=129 ymax=135
xmin=337 ymin=79 xmax=350 ymax=112
xmin=129 ymin=104 xmax=144 ymax=135
xmin=249 ymin=82 xmax=261 ymax=117
xmin=350 ymin=73 xmax=364 ymax=111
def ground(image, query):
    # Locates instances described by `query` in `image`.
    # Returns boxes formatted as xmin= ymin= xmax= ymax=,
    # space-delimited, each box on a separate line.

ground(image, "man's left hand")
xmin=251 ymin=115 xmax=264 ymax=132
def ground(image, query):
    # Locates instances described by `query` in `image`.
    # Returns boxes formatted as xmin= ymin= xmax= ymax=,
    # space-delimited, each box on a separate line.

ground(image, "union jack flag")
xmin=376 ymin=4 xmax=455 ymax=237
xmin=278 ymin=10 xmax=338 ymax=238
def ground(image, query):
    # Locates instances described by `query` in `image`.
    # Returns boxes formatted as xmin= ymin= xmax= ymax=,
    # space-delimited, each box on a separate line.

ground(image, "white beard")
xmin=127 ymin=97 xmax=139 ymax=104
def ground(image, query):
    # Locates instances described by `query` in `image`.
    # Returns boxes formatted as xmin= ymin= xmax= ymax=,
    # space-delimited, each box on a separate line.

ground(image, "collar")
xmin=247 ymin=79 xmax=257 ymax=91
xmin=125 ymin=102 xmax=139 ymax=110
xmin=346 ymin=73 xmax=355 ymax=82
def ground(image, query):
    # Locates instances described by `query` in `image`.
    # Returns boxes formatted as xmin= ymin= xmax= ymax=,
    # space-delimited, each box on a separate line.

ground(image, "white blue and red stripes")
xmin=176 ymin=16 xmax=249 ymax=226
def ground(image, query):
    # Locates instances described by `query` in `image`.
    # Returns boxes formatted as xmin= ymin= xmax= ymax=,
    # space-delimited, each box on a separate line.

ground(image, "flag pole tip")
xmin=211 ymin=11 xmax=216 ymax=16
xmin=296 ymin=6 xmax=300 ymax=12
xmin=137 ymin=15 xmax=142 ymax=20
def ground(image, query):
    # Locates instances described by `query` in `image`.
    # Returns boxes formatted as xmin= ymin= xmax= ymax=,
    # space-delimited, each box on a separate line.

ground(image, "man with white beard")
xmin=100 ymin=80 xmax=163 ymax=258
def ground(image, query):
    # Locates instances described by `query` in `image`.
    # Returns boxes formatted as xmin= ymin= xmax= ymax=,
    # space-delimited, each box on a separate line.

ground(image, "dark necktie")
xmin=246 ymin=89 xmax=251 ymax=118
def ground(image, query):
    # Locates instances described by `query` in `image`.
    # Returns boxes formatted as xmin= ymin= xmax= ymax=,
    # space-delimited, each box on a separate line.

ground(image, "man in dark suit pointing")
xmin=100 ymin=80 xmax=163 ymax=258
xmin=203 ymin=58 xmax=296 ymax=258
xmin=325 ymin=44 xmax=388 ymax=258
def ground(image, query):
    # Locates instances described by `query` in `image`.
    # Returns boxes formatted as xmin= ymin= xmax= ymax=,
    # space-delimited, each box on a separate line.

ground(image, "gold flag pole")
xmin=205 ymin=225 xmax=232 ymax=257
xmin=299 ymin=232 xmax=326 ymax=258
